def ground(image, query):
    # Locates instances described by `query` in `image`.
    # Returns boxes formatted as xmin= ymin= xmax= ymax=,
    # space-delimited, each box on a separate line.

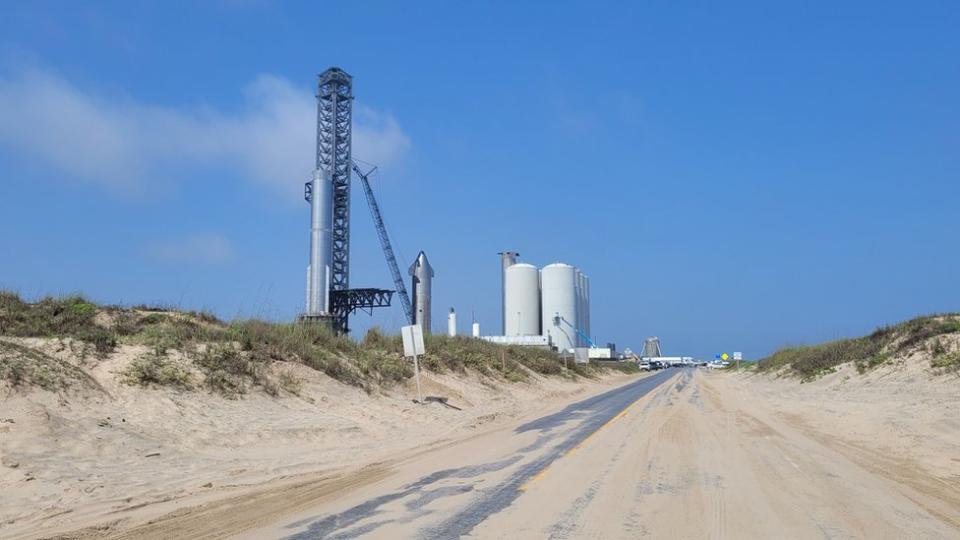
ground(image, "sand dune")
xmin=0 ymin=338 xmax=631 ymax=539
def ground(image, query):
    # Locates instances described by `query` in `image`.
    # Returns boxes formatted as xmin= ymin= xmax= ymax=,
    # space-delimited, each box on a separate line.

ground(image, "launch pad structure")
xmin=302 ymin=67 xmax=429 ymax=335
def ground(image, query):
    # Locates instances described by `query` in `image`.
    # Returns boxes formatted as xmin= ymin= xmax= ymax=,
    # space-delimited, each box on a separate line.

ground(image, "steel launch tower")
xmin=317 ymin=68 xmax=354 ymax=332
xmin=304 ymin=67 xmax=408 ymax=334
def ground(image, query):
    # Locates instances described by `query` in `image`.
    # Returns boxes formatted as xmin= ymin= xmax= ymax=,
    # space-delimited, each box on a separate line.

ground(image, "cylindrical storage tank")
xmin=472 ymin=322 xmax=480 ymax=337
xmin=583 ymin=274 xmax=593 ymax=339
xmin=504 ymin=263 xmax=540 ymax=336
xmin=541 ymin=263 xmax=578 ymax=351
xmin=500 ymin=251 xmax=519 ymax=334
xmin=448 ymin=308 xmax=457 ymax=337
xmin=575 ymin=269 xmax=584 ymax=346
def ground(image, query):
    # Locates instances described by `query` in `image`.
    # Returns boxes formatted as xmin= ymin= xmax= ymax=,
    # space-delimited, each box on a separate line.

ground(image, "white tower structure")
xmin=447 ymin=308 xmax=457 ymax=337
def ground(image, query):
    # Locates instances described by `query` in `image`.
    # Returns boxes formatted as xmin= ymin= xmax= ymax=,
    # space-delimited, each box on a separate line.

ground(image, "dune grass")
xmin=758 ymin=314 xmax=960 ymax=380
xmin=1 ymin=291 xmax=615 ymax=396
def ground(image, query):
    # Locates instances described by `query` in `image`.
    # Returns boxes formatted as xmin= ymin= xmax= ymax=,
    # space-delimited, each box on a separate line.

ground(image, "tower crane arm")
xmin=553 ymin=314 xmax=597 ymax=349
xmin=352 ymin=162 xmax=415 ymax=324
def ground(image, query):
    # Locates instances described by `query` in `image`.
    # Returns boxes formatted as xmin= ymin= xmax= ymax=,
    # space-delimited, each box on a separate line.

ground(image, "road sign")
xmin=401 ymin=325 xmax=425 ymax=357
xmin=574 ymin=347 xmax=590 ymax=364
xmin=401 ymin=325 xmax=426 ymax=403
xmin=733 ymin=352 xmax=742 ymax=361
xmin=721 ymin=352 xmax=729 ymax=361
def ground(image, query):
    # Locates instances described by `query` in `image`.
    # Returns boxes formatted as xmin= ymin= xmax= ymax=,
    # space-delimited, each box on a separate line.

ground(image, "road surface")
xmin=123 ymin=369 xmax=960 ymax=539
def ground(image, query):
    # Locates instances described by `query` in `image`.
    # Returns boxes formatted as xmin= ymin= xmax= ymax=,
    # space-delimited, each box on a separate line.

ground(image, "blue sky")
xmin=1 ymin=1 xmax=958 ymax=359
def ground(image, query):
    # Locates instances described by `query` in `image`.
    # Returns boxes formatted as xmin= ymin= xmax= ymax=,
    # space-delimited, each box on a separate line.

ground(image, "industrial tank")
xmin=499 ymin=251 xmax=519 ymax=334
xmin=504 ymin=263 xmax=540 ymax=336
xmin=541 ymin=263 xmax=578 ymax=351
xmin=575 ymin=270 xmax=585 ymax=346
xmin=583 ymin=274 xmax=591 ymax=343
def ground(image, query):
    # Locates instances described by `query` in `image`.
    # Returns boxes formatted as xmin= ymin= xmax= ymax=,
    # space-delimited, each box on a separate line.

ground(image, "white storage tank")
xmin=505 ymin=263 xmax=540 ymax=336
xmin=541 ymin=263 xmax=578 ymax=351
xmin=583 ymin=274 xmax=591 ymax=343
xmin=575 ymin=269 xmax=585 ymax=346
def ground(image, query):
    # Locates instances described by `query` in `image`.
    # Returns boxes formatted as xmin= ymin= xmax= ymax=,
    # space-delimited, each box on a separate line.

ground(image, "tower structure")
xmin=642 ymin=337 xmax=662 ymax=358
xmin=303 ymin=67 xmax=400 ymax=334
xmin=317 ymin=67 xmax=354 ymax=333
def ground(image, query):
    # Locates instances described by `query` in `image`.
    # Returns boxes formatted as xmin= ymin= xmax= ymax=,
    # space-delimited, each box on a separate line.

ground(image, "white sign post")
xmin=401 ymin=325 xmax=426 ymax=403
xmin=733 ymin=351 xmax=742 ymax=370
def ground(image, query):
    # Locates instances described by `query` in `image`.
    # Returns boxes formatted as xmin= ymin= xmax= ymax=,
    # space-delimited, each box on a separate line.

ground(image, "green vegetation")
xmin=758 ymin=314 xmax=960 ymax=380
xmin=1 ymin=291 xmax=621 ymax=396
xmin=931 ymin=351 xmax=960 ymax=372
xmin=855 ymin=352 xmax=890 ymax=374
xmin=0 ymin=292 xmax=117 ymax=355
xmin=0 ymin=340 xmax=99 ymax=392
xmin=122 ymin=351 xmax=194 ymax=390
xmin=603 ymin=362 xmax=641 ymax=375
xmin=724 ymin=360 xmax=758 ymax=372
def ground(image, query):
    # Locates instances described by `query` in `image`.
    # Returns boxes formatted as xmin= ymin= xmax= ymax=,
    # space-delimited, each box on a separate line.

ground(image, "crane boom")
xmin=352 ymin=162 xmax=414 ymax=324
xmin=554 ymin=314 xmax=597 ymax=348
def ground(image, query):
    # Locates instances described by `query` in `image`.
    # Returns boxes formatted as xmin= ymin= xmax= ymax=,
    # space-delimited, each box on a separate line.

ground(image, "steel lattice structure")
xmin=316 ymin=68 xmax=354 ymax=333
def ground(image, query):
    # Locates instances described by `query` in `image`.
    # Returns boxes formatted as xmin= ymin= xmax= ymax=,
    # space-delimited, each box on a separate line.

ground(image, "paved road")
xmin=239 ymin=369 xmax=680 ymax=539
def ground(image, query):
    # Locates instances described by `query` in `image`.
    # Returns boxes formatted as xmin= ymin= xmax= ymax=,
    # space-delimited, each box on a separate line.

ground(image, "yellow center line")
xmin=517 ymin=386 xmax=655 ymax=493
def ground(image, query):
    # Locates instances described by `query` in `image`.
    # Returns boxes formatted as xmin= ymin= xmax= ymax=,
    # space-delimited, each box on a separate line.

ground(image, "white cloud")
xmin=0 ymin=66 xmax=412 ymax=200
xmin=143 ymin=232 xmax=235 ymax=265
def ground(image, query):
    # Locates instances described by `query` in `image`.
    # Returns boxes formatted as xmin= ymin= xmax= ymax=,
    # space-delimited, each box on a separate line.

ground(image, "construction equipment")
xmin=352 ymin=161 xmax=415 ymax=324
xmin=553 ymin=314 xmax=597 ymax=349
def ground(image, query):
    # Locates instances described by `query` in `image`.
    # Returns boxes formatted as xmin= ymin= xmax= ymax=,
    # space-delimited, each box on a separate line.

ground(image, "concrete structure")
xmin=481 ymin=335 xmax=551 ymax=348
xmin=447 ymin=308 xmax=457 ymax=337
xmin=588 ymin=347 xmax=614 ymax=359
xmin=408 ymin=251 xmax=433 ymax=334
xmin=504 ymin=263 xmax=540 ymax=336
xmin=642 ymin=337 xmax=662 ymax=358
xmin=541 ymin=263 xmax=579 ymax=351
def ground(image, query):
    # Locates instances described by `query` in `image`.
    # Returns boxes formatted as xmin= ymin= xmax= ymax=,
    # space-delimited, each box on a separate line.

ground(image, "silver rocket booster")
xmin=409 ymin=251 xmax=434 ymax=333
xmin=306 ymin=168 xmax=334 ymax=316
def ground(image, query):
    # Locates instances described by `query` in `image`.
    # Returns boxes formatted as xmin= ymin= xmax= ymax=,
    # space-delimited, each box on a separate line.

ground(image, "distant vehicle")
xmin=638 ymin=362 xmax=651 ymax=371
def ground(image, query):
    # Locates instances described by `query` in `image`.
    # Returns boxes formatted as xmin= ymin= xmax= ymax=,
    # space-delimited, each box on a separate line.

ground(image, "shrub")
xmin=760 ymin=313 xmax=960 ymax=379
xmin=931 ymin=351 xmax=960 ymax=372
xmin=855 ymin=352 xmax=890 ymax=374
xmin=194 ymin=344 xmax=258 ymax=398
xmin=3 ymin=291 xmax=635 ymax=394
xmin=277 ymin=369 xmax=303 ymax=395
xmin=0 ymin=292 xmax=118 ymax=354
xmin=122 ymin=353 xmax=193 ymax=389
xmin=1 ymin=340 xmax=92 ymax=391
